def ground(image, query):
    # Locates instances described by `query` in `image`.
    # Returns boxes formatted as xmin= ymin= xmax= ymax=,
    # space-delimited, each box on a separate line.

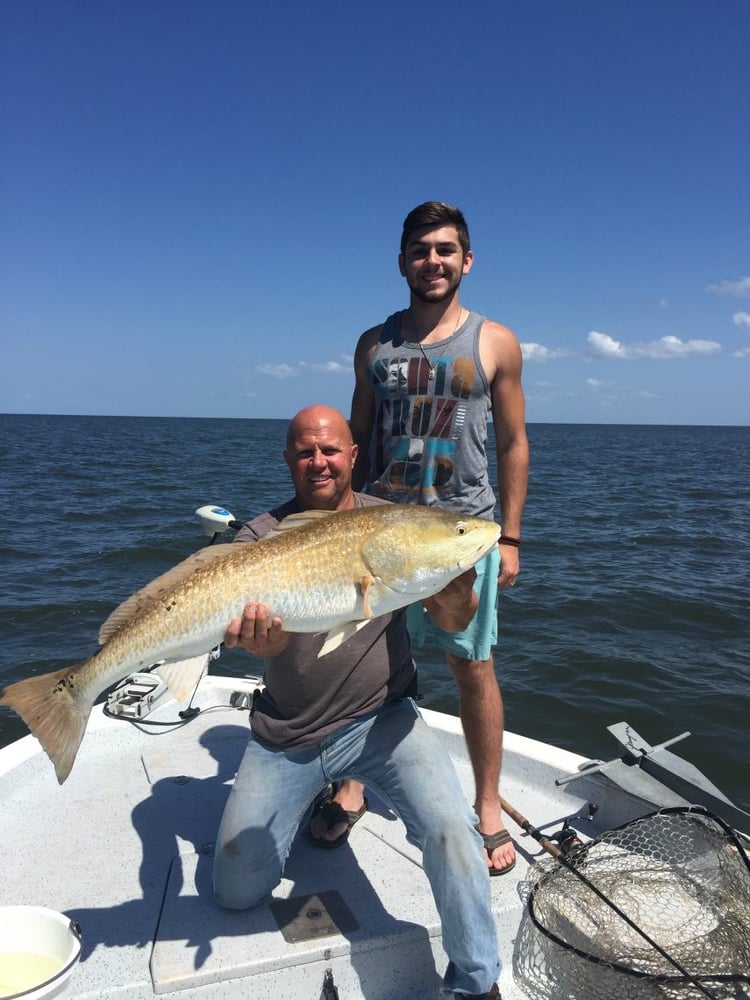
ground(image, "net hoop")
xmin=526 ymin=806 xmax=750 ymax=996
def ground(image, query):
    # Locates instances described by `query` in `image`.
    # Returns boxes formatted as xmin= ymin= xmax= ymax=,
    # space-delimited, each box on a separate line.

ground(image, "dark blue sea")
xmin=0 ymin=415 xmax=747 ymax=811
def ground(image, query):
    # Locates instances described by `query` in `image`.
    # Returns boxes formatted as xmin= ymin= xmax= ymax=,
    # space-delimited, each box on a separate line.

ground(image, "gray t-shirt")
xmin=233 ymin=493 xmax=416 ymax=749
xmin=366 ymin=309 xmax=496 ymax=518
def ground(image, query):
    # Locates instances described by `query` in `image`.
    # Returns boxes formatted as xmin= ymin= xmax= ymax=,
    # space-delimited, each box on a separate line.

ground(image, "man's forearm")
xmin=497 ymin=439 xmax=529 ymax=536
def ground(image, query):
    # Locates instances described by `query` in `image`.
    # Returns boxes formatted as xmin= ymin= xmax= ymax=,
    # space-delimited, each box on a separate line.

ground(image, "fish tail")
xmin=0 ymin=663 xmax=95 ymax=784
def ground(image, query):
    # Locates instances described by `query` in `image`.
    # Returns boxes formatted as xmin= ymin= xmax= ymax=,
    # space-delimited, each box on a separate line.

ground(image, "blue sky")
xmin=2 ymin=1 xmax=748 ymax=425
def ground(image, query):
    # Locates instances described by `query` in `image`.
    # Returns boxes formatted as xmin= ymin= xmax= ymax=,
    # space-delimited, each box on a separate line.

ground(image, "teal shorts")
xmin=406 ymin=547 xmax=500 ymax=662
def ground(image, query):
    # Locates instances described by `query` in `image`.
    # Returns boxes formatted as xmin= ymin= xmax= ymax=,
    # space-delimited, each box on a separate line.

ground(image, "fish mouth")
xmin=393 ymin=541 xmax=499 ymax=590
xmin=456 ymin=537 xmax=499 ymax=571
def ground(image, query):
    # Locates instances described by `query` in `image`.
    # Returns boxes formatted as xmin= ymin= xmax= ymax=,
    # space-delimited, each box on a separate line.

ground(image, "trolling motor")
xmin=195 ymin=505 xmax=244 ymax=544
xmin=556 ymin=722 xmax=750 ymax=836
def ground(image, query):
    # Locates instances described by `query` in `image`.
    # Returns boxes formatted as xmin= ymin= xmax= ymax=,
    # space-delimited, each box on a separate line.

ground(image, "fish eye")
xmin=456 ymin=521 xmax=467 ymax=535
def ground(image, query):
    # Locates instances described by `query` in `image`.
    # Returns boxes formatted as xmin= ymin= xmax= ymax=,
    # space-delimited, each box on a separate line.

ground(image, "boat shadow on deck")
xmin=66 ymin=721 xmax=445 ymax=997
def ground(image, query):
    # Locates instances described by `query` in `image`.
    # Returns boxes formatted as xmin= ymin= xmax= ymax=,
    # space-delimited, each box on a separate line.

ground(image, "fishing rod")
xmin=500 ymin=795 xmax=722 ymax=1000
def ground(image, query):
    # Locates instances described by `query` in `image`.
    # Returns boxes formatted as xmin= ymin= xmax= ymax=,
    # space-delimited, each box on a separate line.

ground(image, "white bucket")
xmin=0 ymin=907 xmax=82 ymax=1000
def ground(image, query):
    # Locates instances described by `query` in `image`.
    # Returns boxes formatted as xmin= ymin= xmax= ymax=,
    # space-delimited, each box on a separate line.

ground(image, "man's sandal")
xmin=477 ymin=827 xmax=516 ymax=876
xmin=309 ymin=792 xmax=369 ymax=849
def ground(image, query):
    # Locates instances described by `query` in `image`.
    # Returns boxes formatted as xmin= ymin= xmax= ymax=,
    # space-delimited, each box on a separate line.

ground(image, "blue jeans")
xmin=213 ymin=698 xmax=500 ymax=996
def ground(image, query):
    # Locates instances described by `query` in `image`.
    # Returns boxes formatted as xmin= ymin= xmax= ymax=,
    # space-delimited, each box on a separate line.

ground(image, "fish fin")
xmin=271 ymin=510 xmax=338 ymax=534
xmin=0 ymin=662 xmax=94 ymax=784
xmin=99 ymin=544 xmax=238 ymax=644
xmin=360 ymin=574 xmax=374 ymax=618
xmin=152 ymin=654 xmax=209 ymax=703
xmin=317 ymin=619 xmax=371 ymax=658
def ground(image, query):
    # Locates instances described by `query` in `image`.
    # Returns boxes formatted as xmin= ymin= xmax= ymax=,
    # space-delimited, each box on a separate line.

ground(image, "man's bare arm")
xmin=350 ymin=327 xmax=380 ymax=491
xmin=482 ymin=321 xmax=529 ymax=588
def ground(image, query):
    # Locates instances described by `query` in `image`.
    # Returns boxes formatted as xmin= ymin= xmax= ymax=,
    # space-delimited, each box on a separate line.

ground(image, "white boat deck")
xmin=0 ymin=674 xmax=673 ymax=999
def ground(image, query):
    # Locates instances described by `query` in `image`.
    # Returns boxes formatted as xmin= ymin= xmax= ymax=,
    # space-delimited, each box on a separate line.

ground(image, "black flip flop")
xmin=309 ymin=795 xmax=369 ymax=849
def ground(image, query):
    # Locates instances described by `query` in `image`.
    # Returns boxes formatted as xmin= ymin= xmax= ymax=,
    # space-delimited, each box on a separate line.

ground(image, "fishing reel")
xmin=550 ymin=802 xmax=598 ymax=856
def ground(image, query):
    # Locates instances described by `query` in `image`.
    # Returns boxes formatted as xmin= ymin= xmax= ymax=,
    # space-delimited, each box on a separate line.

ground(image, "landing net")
xmin=516 ymin=807 xmax=750 ymax=1000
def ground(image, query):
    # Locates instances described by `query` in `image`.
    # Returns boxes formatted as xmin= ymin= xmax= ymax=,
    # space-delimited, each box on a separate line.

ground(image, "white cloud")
xmin=584 ymin=376 xmax=659 ymax=398
xmin=733 ymin=346 xmax=750 ymax=358
xmin=587 ymin=331 xmax=721 ymax=360
xmin=258 ymin=363 xmax=298 ymax=379
xmin=733 ymin=312 xmax=750 ymax=329
xmin=521 ymin=342 xmax=570 ymax=362
xmin=587 ymin=332 xmax=629 ymax=359
xmin=299 ymin=360 xmax=349 ymax=374
xmin=258 ymin=356 xmax=353 ymax=378
xmin=708 ymin=276 xmax=750 ymax=297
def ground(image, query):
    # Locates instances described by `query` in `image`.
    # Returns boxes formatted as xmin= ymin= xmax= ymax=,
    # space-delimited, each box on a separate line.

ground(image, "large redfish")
xmin=1 ymin=505 xmax=500 ymax=783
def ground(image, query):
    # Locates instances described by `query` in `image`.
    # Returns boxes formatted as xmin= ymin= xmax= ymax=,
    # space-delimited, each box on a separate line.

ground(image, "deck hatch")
xmin=270 ymin=891 xmax=359 ymax=943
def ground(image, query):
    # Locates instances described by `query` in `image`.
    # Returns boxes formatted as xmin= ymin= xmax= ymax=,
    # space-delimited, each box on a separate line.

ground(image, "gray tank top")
xmin=366 ymin=310 xmax=496 ymax=518
xmin=233 ymin=493 xmax=416 ymax=749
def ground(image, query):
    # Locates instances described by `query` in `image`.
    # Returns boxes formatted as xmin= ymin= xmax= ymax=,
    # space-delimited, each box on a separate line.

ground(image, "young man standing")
xmin=337 ymin=202 xmax=529 ymax=876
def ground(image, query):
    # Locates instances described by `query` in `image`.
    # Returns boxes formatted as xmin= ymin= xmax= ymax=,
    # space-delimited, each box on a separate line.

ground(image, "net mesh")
xmin=514 ymin=807 xmax=750 ymax=1000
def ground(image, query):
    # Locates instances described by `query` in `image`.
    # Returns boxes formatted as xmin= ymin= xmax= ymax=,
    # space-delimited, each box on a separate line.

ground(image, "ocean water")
xmin=0 ymin=414 xmax=747 ymax=811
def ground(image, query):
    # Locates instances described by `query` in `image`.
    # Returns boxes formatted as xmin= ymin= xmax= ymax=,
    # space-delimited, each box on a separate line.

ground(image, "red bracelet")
xmin=500 ymin=534 xmax=521 ymax=548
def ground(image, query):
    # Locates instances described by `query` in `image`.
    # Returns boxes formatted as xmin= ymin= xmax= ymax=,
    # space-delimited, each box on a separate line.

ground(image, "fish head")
xmin=361 ymin=506 xmax=501 ymax=597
